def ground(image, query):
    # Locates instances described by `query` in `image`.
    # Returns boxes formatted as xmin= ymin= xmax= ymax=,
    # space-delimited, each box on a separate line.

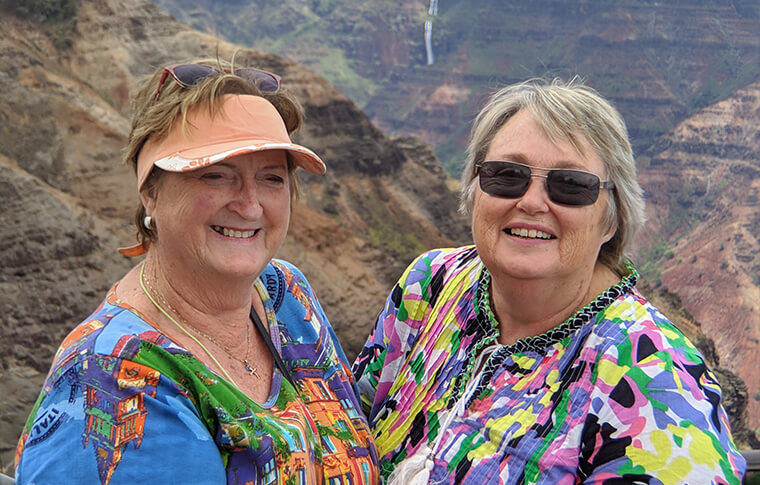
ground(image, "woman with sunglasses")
xmin=353 ymin=78 xmax=745 ymax=483
xmin=14 ymin=59 xmax=379 ymax=484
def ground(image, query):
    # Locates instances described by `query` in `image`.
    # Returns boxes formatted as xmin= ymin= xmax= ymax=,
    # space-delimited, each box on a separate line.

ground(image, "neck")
xmin=141 ymin=252 xmax=256 ymax=336
xmin=489 ymin=262 xmax=618 ymax=345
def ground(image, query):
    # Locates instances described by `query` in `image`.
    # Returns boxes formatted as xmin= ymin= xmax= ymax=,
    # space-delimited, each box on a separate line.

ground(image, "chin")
xmin=211 ymin=257 xmax=268 ymax=279
xmin=505 ymin=266 xmax=554 ymax=281
xmin=490 ymin=255 xmax=558 ymax=281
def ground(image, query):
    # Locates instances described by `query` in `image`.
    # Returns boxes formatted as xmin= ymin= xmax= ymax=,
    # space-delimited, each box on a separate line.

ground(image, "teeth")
xmin=508 ymin=228 xmax=553 ymax=239
xmin=212 ymin=225 xmax=256 ymax=238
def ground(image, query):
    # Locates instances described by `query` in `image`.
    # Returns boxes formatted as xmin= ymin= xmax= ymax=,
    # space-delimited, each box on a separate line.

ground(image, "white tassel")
xmin=387 ymin=445 xmax=434 ymax=484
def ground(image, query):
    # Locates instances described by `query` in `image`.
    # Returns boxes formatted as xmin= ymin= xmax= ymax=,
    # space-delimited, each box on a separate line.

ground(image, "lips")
xmin=505 ymin=227 xmax=556 ymax=240
xmin=211 ymin=225 xmax=259 ymax=239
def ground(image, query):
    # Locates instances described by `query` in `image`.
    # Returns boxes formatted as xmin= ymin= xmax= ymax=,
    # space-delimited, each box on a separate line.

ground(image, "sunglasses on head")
xmin=476 ymin=160 xmax=614 ymax=207
xmin=154 ymin=64 xmax=282 ymax=101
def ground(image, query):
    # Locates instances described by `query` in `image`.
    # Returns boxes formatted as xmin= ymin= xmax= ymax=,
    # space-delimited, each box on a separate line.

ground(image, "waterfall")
xmin=425 ymin=20 xmax=434 ymax=65
xmin=428 ymin=0 xmax=438 ymax=16
xmin=425 ymin=0 xmax=439 ymax=65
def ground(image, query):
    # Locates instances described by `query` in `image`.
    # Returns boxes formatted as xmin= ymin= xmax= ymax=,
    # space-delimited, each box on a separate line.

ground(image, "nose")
xmin=228 ymin=179 xmax=263 ymax=219
xmin=515 ymin=174 xmax=550 ymax=214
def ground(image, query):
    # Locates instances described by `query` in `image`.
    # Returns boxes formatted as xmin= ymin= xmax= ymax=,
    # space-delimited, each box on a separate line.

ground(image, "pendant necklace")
xmin=138 ymin=263 xmax=259 ymax=386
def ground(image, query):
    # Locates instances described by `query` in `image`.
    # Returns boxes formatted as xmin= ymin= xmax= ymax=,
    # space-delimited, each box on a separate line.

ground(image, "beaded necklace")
xmin=138 ymin=263 xmax=259 ymax=387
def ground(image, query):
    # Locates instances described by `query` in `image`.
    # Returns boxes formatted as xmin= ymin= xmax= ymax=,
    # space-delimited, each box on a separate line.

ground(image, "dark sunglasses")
xmin=476 ymin=160 xmax=614 ymax=207
xmin=154 ymin=64 xmax=282 ymax=101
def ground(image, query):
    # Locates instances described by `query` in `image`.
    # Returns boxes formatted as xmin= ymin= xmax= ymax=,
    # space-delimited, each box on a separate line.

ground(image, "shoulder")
xmin=598 ymin=288 xmax=700 ymax=358
xmin=263 ymin=259 xmax=336 ymax=346
xmin=406 ymin=246 xmax=479 ymax=273
xmin=268 ymin=258 xmax=307 ymax=280
xmin=264 ymin=259 xmax=315 ymax=296
xmin=372 ymin=246 xmax=483 ymax=334
xmin=47 ymin=295 xmax=159 ymax=375
xmin=374 ymin=246 xmax=484 ymax=354
xmin=590 ymin=287 xmax=716 ymax=398
xmin=262 ymin=259 xmax=323 ymax=314
xmin=395 ymin=246 xmax=481 ymax=292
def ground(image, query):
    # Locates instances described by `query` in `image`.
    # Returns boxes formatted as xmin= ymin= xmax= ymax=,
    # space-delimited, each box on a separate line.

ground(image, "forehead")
xmin=486 ymin=110 xmax=603 ymax=173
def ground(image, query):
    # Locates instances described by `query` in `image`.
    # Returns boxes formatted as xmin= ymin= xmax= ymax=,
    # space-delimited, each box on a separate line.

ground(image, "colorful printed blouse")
xmin=16 ymin=260 xmax=379 ymax=485
xmin=353 ymin=246 xmax=746 ymax=484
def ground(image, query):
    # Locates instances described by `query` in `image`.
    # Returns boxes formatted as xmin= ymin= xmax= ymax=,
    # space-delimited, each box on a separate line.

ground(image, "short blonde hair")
xmin=124 ymin=57 xmax=304 ymax=247
xmin=459 ymin=77 xmax=645 ymax=273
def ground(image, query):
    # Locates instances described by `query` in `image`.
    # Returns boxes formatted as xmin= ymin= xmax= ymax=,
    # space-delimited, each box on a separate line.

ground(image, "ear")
xmin=140 ymin=185 xmax=157 ymax=216
xmin=602 ymin=219 xmax=618 ymax=244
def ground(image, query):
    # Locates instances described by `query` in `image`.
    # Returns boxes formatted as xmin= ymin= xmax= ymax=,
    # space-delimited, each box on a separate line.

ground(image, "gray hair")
xmin=459 ymin=77 xmax=645 ymax=273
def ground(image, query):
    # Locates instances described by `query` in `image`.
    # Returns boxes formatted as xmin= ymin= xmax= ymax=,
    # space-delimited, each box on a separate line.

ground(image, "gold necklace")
xmin=142 ymin=272 xmax=257 ymax=375
xmin=138 ymin=263 xmax=259 ymax=385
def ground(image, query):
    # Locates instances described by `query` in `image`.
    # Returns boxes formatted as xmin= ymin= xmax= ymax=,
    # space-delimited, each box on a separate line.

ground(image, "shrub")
xmin=3 ymin=0 xmax=76 ymax=22
xmin=2 ymin=0 xmax=77 ymax=49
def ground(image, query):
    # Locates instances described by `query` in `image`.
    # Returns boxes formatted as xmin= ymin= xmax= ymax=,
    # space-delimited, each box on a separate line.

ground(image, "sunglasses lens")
xmin=169 ymin=64 xmax=218 ymax=87
xmin=478 ymin=162 xmax=531 ymax=198
xmin=478 ymin=161 xmax=603 ymax=206
xmin=235 ymin=68 xmax=281 ymax=93
xmin=546 ymin=171 xmax=600 ymax=206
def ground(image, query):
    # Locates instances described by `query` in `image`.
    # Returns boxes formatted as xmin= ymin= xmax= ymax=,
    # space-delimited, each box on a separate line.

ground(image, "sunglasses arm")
xmin=153 ymin=70 xmax=172 ymax=102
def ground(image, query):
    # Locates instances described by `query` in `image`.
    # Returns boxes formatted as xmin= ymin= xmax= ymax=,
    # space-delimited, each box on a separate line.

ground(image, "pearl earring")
xmin=143 ymin=216 xmax=153 ymax=229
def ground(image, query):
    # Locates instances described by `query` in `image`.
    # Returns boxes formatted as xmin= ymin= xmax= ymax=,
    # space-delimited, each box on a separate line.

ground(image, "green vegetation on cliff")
xmin=1 ymin=0 xmax=77 ymax=48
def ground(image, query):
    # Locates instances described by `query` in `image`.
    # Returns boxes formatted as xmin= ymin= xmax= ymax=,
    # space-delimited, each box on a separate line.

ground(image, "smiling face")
xmin=141 ymin=150 xmax=291 ymax=282
xmin=472 ymin=109 xmax=616 ymax=284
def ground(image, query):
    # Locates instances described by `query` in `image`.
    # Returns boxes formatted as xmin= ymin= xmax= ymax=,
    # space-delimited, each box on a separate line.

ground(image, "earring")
xmin=143 ymin=216 xmax=153 ymax=229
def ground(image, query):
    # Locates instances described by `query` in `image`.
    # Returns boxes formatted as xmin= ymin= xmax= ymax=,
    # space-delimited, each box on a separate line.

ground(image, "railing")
xmin=745 ymin=449 xmax=760 ymax=470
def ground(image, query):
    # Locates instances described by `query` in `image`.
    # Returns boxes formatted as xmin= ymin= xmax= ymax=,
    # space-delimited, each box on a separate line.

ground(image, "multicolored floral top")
xmin=353 ymin=246 xmax=746 ymax=484
xmin=16 ymin=260 xmax=379 ymax=485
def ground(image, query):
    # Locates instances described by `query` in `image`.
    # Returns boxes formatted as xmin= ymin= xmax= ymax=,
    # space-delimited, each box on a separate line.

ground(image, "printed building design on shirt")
xmin=81 ymin=352 xmax=160 ymax=485
xmin=297 ymin=364 xmax=377 ymax=484
xmin=220 ymin=396 xmax=321 ymax=485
